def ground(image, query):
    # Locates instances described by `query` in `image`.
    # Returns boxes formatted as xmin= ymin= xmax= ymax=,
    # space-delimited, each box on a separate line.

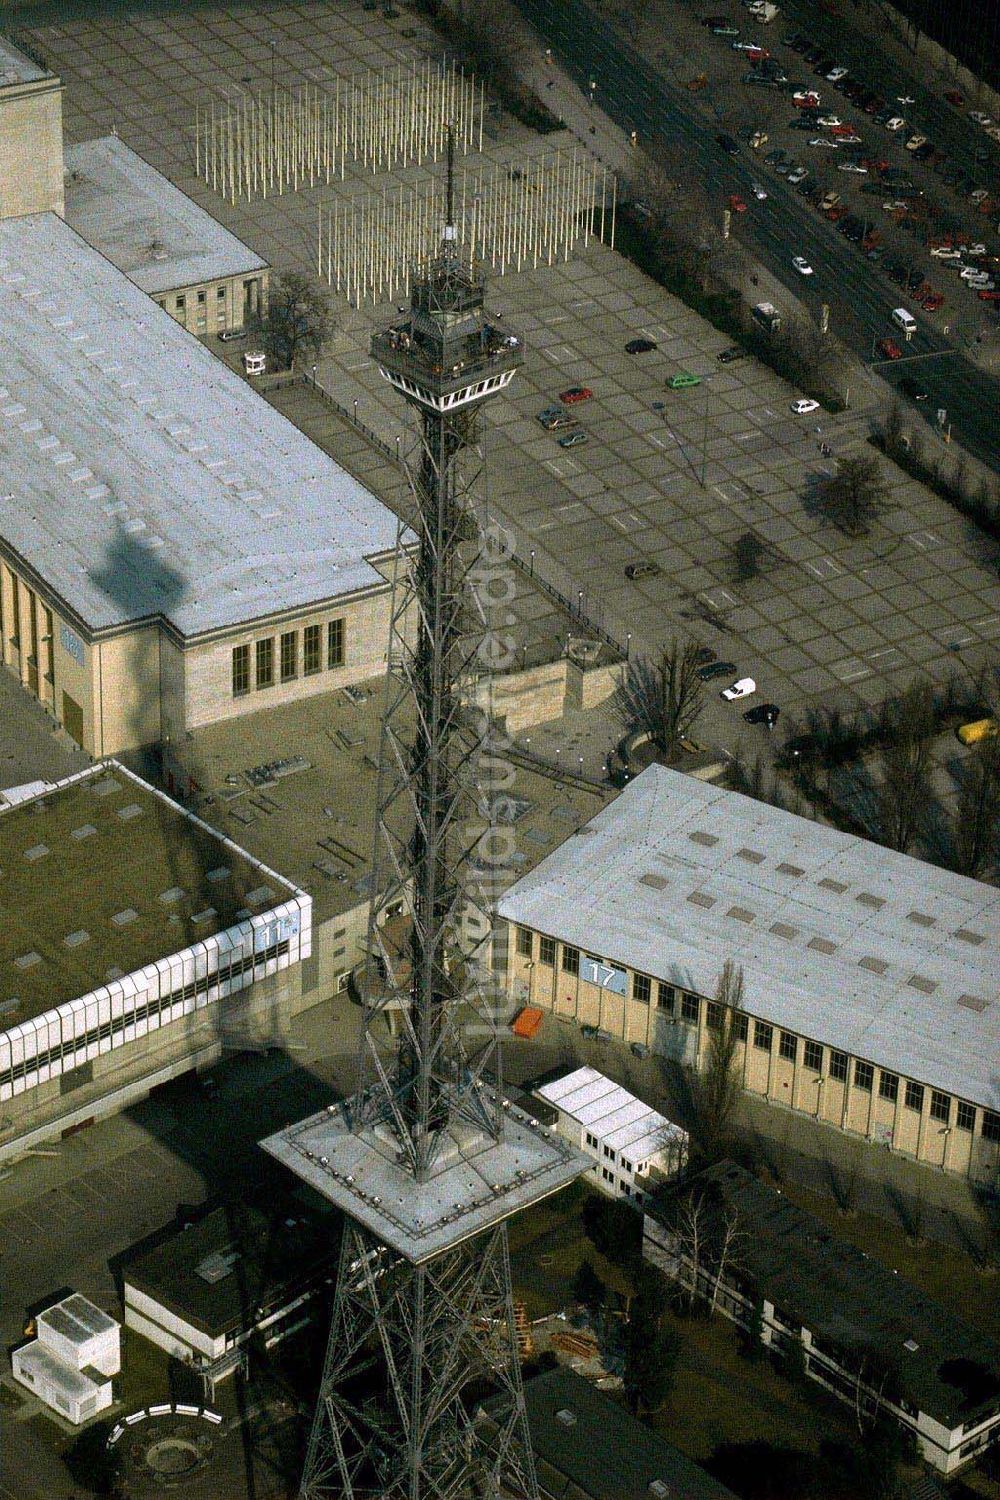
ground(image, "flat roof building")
xmin=64 ymin=135 xmax=268 ymax=334
xmin=0 ymin=761 xmax=311 ymax=1158
xmin=0 ymin=211 xmax=398 ymax=756
xmin=533 ymin=1066 xmax=687 ymax=1202
xmin=480 ymin=1367 xmax=738 ymax=1500
xmin=644 ymin=1161 xmax=1000 ymax=1473
xmin=499 ymin=765 xmax=1000 ymax=1182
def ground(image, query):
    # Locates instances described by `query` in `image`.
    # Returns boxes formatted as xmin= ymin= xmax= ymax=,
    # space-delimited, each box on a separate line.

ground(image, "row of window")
xmin=232 ymin=619 xmax=345 ymax=696
xmin=515 ymin=928 xmax=1000 ymax=1142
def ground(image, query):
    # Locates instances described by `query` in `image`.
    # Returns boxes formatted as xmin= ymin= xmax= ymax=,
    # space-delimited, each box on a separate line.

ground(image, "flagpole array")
xmin=194 ymin=58 xmax=484 ymax=202
xmin=317 ymin=149 xmax=616 ymax=306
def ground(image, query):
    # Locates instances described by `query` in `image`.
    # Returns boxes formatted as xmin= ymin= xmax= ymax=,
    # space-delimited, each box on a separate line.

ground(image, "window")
xmin=602 ymin=1167 xmax=613 ymax=1182
xmin=681 ymin=993 xmax=699 ymax=1024
xmin=734 ymin=1013 xmax=749 ymax=1043
xmin=280 ymin=630 xmax=297 ymax=682
xmin=603 ymin=1144 xmax=614 ymax=1160
xmin=256 ymin=636 xmax=274 ymax=689
xmin=904 ymin=1080 xmax=924 ymax=1113
xmin=982 ymin=1111 xmax=1000 ymax=1143
xmin=879 ymin=1071 xmax=899 ymax=1103
xmin=621 ymin=1159 xmax=633 ymax=1174
xmin=854 ymin=1059 xmax=873 ymax=1091
xmin=217 ymin=286 xmax=227 ymax=300
xmin=656 ymin=982 xmax=674 ymax=1013
xmin=829 ymin=1050 xmax=848 ymax=1082
xmin=197 ymin=289 xmax=206 ymax=304
xmin=930 ymin=1090 xmax=951 ymax=1123
xmin=706 ymin=1001 xmax=723 ymax=1032
xmin=562 ymin=945 xmax=579 ymax=976
xmin=232 ymin=643 xmax=250 ymax=697
xmin=957 ymin=1100 xmax=976 ymax=1132
xmin=327 ymin=617 xmax=345 ymax=668
xmin=176 ymin=295 xmax=186 ymax=311
xmin=754 ymin=1020 xmax=773 ymax=1052
xmin=632 ymin=973 xmax=651 ymax=1004
xmin=539 ymin=935 xmax=556 ymax=966
xmin=516 ymin=927 xmax=533 ymax=958
xmin=779 ymin=1031 xmax=798 ymax=1062
xmin=303 ymin=623 xmax=322 ymax=675
xmin=585 ymin=1132 xmax=598 ymax=1149
xmin=804 ymin=1040 xmax=823 ymax=1072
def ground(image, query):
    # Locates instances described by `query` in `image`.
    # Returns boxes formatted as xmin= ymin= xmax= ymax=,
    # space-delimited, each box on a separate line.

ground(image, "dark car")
xmin=624 ymin=560 xmax=662 ymax=580
xmin=899 ymin=377 xmax=930 ymax=400
xmin=744 ymin=703 xmax=780 ymax=726
xmin=777 ymin=732 xmax=819 ymax=764
xmin=626 ymin=337 xmax=658 ymax=353
xmin=716 ymin=132 xmax=740 ymax=155
xmin=693 ymin=646 xmax=717 ymax=664
xmin=912 ymin=141 xmax=935 ymax=161
xmin=697 ymin=660 xmax=738 ymax=681
xmin=717 ymin=345 xmax=747 ymax=363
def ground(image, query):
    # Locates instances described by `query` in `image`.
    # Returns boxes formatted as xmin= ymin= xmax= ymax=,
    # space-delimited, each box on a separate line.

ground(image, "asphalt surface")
xmin=513 ymin=0 xmax=1000 ymax=471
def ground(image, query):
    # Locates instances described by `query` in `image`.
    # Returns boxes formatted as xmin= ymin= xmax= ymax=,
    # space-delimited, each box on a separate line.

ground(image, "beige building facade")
xmin=0 ymin=40 xmax=64 ymax=219
xmin=499 ymin=766 xmax=1000 ymax=1184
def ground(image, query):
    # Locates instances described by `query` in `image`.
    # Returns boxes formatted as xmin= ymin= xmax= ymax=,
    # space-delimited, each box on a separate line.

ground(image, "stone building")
xmin=499 ymin=765 xmax=1000 ymax=1183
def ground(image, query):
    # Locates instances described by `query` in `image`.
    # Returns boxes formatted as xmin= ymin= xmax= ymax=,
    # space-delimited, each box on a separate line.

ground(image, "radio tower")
xmin=262 ymin=131 xmax=585 ymax=1500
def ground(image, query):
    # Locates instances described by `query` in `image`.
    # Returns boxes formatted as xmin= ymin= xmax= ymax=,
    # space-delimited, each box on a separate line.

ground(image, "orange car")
xmin=728 ymin=194 xmax=748 ymax=213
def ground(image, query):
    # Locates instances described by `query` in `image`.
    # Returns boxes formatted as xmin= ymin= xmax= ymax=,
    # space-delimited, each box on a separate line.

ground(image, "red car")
xmin=979 ymin=289 xmax=1000 ymax=302
xmin=728 ymin=194 xmax=748 ymax=213
xmin=876 ymin=338 xmax=903 ymax=360
xmin=944 ymin=90 xmax=964 ymax=105
xmin=793 ymin=92 xmax=821 ymax=107
xmin=559 ymin=386 xmax=593 ymax=404
xmin=921 ymin=292 xmax=944 ymax=311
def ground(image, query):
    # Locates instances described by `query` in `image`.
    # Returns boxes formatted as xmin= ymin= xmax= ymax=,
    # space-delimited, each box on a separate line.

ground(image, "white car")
xmin=809 ymin=137 xmax=840 ymax=148
xmin=904 ymin=133 xmax=927 ymax=151
xmin=930 ymin=246 xmax=962 ymax=260
xmin=884 ymin=116 xmax=906 ymax=131
xmin=751 ymin=182 xmax=768 ymax=200
xmin=962 ymin=242 xmax=987 ymax=256
xmin=722 ymin=677 xmax=757 ymax=701
xmin=960 ymin=264 xmax=987 ymax=279
xmin=839 ymin=162 xmax=868 ymax=173
xmin=969 ymin=110 xmax=992 ymax=127
xmin=967 ymin=275 xmax=993 ymax=289
xmin=732 ymin=39 xmax=765 ymax=50
xmin=793 ymin=90 xmax=821 ymax=105
xmin=816 ymin=114 xmax=842 ymax=127
xmin=792 ymin=255 xmax=814 ymax=275
xmin=791 ymin=398 xmax=819 ymax=414
xmin=826 ymin=65 xmax=848 ymax=81
xmin=970 ymin=188 xmax=990 ymax=203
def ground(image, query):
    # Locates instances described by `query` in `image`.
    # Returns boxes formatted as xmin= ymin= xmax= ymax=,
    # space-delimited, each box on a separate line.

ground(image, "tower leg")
xmin=301 ymin=1221 xmax=539 ymax=1500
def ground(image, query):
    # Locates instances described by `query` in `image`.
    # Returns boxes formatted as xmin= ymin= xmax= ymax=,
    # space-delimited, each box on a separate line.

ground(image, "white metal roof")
xmin=64 ymin=136 xmax=267 ymax=294
xmin=0 ymin=213 xmax=398 ymax=637
xmin=15 ymin=1341 xmax=110 ymax=1398
xmin=501 ymin=767 xmax=1000 ymax=1110
xmin=536 ymin=1066 xmax=685 ymax=1159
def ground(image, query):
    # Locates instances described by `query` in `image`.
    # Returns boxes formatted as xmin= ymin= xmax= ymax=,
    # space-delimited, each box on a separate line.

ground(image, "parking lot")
xmin=17 ymin=0 xmax=1000 ymax=739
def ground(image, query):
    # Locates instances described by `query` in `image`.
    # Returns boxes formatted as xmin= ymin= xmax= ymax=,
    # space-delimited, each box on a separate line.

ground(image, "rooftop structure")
xmin=534 ymin=1066 xmax=688 ymax=1200
xmin=481 ymin=1367 xmax=739 ymax=1500
xmin=0 ymin=34 xmax=47 ymax=86
xmin=645 ymin=1161 xmax=1000 ymax=1471
xmin=0 ymin=212 xmax=397 ymax=639
xmin=64 ymin=135 xmax=266 ymax=297
xmin=0 ymin=761 xmax=306 ymax=1025
xmin=500 ymin=765 xmax=1000 ymax=1112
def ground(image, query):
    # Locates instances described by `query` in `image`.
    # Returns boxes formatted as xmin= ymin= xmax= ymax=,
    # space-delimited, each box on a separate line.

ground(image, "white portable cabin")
xmin=534 ymin=1066 xmax=688 ymax=1203
xmin=12 ymin=1341 xmax=113 ymax=1425
xmin=37 ymin=1293 xmax=121 ymax=1376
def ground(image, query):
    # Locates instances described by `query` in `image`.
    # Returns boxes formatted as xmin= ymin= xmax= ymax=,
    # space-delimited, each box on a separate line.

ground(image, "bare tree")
xmin=695 ymin=961 xmax=746 ymax=1163
xmin=672 ymin=1191 xmax=706 ymax=1314
xmin=951 ymin=736 xmax=1000 ymax=879
xmin=707 ymin=1205 xmax=743 ymax=1319
xmin=617 ymin=640 xmax=705 ymax=760
xmin=248 ymin=271 xmax=335 ymax=371
xmin=447 ymin=0 xmax=530 ymax=86
xmin=817 ymin=453 xmax=890 ymax=536
xmin=874 ymin=680 xmax=936 ymax=853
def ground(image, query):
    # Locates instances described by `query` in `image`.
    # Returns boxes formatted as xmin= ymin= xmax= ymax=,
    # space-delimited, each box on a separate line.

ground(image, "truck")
xmin=752 ymin=301 xmax=782 ymax=332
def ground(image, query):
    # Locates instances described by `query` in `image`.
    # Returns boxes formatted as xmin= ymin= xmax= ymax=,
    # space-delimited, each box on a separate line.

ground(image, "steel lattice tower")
xmin=262 ymin=137 xmax=586 ymax=1500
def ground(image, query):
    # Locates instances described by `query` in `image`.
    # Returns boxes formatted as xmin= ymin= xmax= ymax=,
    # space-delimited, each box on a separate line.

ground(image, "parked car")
xmin=787 ymin=165 xmax=808 ymax=184
xmin=839 ymin=162 xmax=868 ymax=173
xmin=792 ymin=255 xmax=814 ymax=275
xmin=816 ymin=113 xmax=841 ymax=127
xmin=539 ymin=411 xmax=579 ymax=430
xmin=744 ymin=703 xmax=780 ymax=726
xmin=716 ymin=132 xmax=740 ymax=155
xmin=722 ymin=677 xmax=757 ymax=700
xmin=558 ymin=430 xmax=588 ymax=448
xmin=218 ymin=327 xmax=247 ymax=342
xmin=625 ymin=337 xmax=657 ymax=353
xmin=751 ymin=181 xmax=768 ymax=199
xmin=809 ymin=137 xmax=840 ymax=149
xmin=697 ymin=660 xmax=738 ymax=681
xmin=876 ymin=337 xmax=903 ymax=359
xmin=718 ymin=345 xmax=748 ymax=362
xmin=826 ymin=65 xmax=848 ymax=81
xmin=667 ymin=372 xmax=701 ymax=388
xmin=692 ymin=646 xmax=716 ymax=664
xmin=624 ymin=560 xmax=662 ymax=580
xmin=904 ymin=133 xmax=927 ymax=151
xmin=729 ymin=194 xmax=748 ymax=213
xmin=559 ymin=386 xmax=592 ymax=404
xmin=791 ymin=398 xmax=820 ymax=413
xmin=898 ymin=377 xmax=929 ymax=400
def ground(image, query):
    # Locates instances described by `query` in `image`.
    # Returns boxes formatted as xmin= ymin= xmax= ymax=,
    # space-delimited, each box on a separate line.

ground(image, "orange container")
xmin=511 ymin=1006 xmax=544 ymax=1039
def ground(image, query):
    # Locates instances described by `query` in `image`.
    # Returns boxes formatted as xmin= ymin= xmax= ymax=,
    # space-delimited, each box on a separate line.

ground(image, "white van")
xmin=891 ymin=307 xmax=917 ymax=335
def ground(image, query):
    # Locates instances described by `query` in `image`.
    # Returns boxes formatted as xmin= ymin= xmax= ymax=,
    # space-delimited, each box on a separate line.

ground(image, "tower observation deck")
xmin=261 ymin=134 xmax=587 ymax=1500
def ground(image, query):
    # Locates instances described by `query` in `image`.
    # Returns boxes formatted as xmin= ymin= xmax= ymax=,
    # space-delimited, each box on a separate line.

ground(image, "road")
xmin=513 ymin=0 xmax=1000 ymax=470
